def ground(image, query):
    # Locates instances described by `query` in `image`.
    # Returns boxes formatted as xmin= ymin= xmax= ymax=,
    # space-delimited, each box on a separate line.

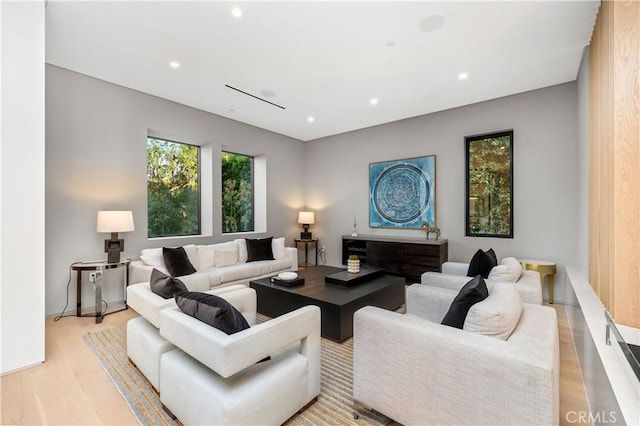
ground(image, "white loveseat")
xmin=353 ymin=283 xmax=559 ymax=425
xmin=129 ymin=237 xmax=298 ymax=287
xmin=422 ymin=256 xmax=543 ymax=305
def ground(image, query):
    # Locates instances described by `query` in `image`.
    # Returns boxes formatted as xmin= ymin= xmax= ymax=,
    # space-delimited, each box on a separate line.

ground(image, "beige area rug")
xmin=83 ymin=317 xmax=391 ymax=425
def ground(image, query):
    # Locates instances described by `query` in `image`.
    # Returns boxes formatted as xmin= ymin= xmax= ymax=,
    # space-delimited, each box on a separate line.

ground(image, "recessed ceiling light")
xmin=370 ymin=98 xmax=379 ymax=105
xmin=169 ymin=61 xmax=180 ymax=69
xmin=419 ymin=15 xmax=445 ymax=32
xmin=458 ymin=72 xmax=468 ymax=80
xmin=231 ymin=7 xmax=243 ymax=18
xmin=307 ymin=117 xmax=315 ymax=123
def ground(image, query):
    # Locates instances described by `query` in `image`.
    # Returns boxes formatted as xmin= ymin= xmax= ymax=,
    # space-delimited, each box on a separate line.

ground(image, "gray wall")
xmin=305 ymin=82 xmax=579 ymax=304
xmin=45 ymin=65 xmax=305 ymax=316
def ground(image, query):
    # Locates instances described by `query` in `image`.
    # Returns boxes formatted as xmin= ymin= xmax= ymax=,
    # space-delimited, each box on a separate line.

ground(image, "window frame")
xmin=221 ymin=150 xmax=255 ymax=234
xmin=146 ymin=136 xmax=202 ymax=238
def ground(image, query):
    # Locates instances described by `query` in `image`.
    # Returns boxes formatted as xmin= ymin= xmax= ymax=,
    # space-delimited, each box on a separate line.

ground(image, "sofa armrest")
xmin=421 ymin=271 xmax=472 ymax=292
xmin=441 ymin=261 xmax=469 ymax=275
xmin=406 ymin=284 xmax=456 ymax=323
xmin=284 ymin=246 xmax=298 ymax=271
xmin=160 ymin=305 xmax=320 ymax=379
xmin=353 ymin=306 xmax=558 ymax=426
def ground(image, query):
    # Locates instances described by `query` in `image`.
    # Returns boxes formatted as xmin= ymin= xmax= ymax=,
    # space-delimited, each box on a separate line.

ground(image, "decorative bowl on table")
xmin=277 ymin=272 xmax=298 ymax=281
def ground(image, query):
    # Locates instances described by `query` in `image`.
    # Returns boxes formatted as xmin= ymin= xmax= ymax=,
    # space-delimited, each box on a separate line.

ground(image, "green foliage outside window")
xmin=466 ymin=131 xmax=513 ymax=237
xmin=222 ymin=151 xmax=254 ymax=233
xmin=147 ymin=137 xmax=200 ymax=237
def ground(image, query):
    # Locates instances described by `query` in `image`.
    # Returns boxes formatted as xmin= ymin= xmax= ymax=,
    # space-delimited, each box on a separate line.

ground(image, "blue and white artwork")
xmin=369 ymin=156 xmax=436 ymax=228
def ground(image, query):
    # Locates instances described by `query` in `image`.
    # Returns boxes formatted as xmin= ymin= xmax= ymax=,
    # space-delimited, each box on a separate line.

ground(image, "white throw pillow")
xmin=235 ymin=239 xmax=248 ymax=263
xmin=464 ymin=282 xmax=522 ymax=340
xmin=489 ymin=257 xmax=522 ymax=282
xmin=197 ymin=245 xmax=216 ymax=271
xmin=183 ymin=244 xmax=199 ymax=271
xmin=272 ymin=237 xmax=286 ymax=259
xmin=140 ymin=247 xmax=164 ymax=268
xmin=214 ymin=248 xmax=239 ymax=267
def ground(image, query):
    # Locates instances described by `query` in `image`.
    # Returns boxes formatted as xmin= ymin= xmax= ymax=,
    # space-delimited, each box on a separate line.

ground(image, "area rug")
xmin=83 ymin=318 xmax=391 ymax=426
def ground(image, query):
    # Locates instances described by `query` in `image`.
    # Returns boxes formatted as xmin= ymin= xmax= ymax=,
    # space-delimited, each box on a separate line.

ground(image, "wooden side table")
xmin=520 ymin=259 xmax=557 ymax=304
xmin=71 ymin=259 xmax=130 ymax=323
xmin=294 ymin=238 xmax=318 ymax=267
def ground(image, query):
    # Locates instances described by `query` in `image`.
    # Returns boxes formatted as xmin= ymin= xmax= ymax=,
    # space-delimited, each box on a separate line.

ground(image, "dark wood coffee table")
xmin=250 ymin=265 xmax=405 ymax=342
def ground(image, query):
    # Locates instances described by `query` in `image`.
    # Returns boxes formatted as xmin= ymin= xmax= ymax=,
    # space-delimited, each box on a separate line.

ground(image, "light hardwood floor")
xmin=1 ymin=303 xmax=590 ymax=425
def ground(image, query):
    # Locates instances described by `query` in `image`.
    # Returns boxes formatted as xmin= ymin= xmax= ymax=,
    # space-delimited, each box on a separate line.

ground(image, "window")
xmin=221 ymin=151 xmax=254 ymax=233
xmin=147 ymin=137 xmax=200 ymax=237
xmin=465 ymin=130 xmax=513 ymax=238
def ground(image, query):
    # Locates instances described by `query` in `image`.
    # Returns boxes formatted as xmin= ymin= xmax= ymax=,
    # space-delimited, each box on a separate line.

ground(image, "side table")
xmin=520 ymin=259 xmax=557 ymax=304
xmin=71 ymin=259 xmax=130 ymax=323
xmin=294 ymin=238 xmax=319 ymax=267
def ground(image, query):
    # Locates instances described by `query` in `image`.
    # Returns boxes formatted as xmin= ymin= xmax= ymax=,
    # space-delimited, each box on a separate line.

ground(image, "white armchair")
xmin=159 ymin=305 xmax=321 ymax=425
xmin=353 ymin=283 xmax=559 ymax=426
xmin=423 ymin=257 xmax=543 ymax=305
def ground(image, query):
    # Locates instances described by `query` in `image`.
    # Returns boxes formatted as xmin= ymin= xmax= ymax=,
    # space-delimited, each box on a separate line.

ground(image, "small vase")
xmin=347 ymin=259 xmax=360 ymax=274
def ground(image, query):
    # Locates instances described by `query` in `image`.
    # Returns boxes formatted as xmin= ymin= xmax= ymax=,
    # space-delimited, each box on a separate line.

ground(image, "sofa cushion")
xmin=272 ymin=237 xmax=286 ymax=259
xmin=235 ymin=239 xmax=248 ymax=263
xmin=163 ymin=246 xmax=197 ymax=277
xmin=441 ymin=275 xmax=489 ymax=329
xmin=214 ymin=247 xmax=239 ymax=267
xmin=174 ymin=292 xmax=250 ymax=335
xmin=246 ymin=237 xmax=274 ymax=262
xmin=253 ymin=257 xmax=292 ymax=275
xmin=179 ymin=272 xmax=212 ymax=292
xmin=488 ymin=257 xmax=522 ymax=282
xmin=467 ymin=249 xmax=497 ymax=278
xmin=150 ymin=268 xmax=188 ymax=299
xmin=140 ymin=247 xmax=165 ymax=268
xmin=219 ymin=263 xmax=263 ymax=283
xmin=464 ymin=282 xmax=522 ymax=340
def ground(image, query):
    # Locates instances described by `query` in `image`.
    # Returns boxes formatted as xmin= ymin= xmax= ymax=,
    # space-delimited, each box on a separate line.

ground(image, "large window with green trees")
xmin=222 ymin=151 xmax=254 ymax=233
xmin=147 ymin=137 xmax=200 ymax=238
xmin=465 ymin=130 xmax=513 ymax=238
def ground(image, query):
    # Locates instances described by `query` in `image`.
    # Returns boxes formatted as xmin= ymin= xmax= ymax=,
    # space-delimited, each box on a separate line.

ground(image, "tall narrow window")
xmin=221 ymin=151 xmax=254 ymax=233
xmin=465 ymin=130 xmax=513 ymax=238
xmin=147 ymin=137 xmax=200 ymax=238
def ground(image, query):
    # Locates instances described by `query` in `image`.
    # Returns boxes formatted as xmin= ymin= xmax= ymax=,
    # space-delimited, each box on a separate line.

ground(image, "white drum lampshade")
xmin=97 ymin=211 xmax=135 ymax=263
xmin=298 ymin=211 xmax=315 ymax=239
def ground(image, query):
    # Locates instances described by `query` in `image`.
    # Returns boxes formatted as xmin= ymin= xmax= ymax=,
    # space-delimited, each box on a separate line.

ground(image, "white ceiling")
xmin=45 ymin=1 xmax=600 ymax=142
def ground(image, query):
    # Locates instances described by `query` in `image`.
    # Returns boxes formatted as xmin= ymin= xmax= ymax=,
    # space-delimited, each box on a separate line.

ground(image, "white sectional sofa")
xmin=129 ymin=237 xmax=298 ymax=287
xmin=422 ymin=256 xmax=544 ymax=305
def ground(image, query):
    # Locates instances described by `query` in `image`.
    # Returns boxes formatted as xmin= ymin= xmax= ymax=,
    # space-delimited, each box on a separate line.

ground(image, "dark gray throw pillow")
xmin=441 ymin=275 xmax=489 ymax=329
xmin=246 ymin=237 xmax=274 ymax=262
xmin=163 ymin=246 xmax=196 ymax=277
xmin=174 ymin=291 xmax=250 ymax=335
xmin=467 ymin=248 xmax=497 ymax=278
xmin=150 ymin=268 xmax=188 ymax=299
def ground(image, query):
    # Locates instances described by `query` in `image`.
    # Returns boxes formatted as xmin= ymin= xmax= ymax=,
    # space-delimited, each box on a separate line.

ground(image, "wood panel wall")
xmin=589 ymin=1 xmax=640 ymax=328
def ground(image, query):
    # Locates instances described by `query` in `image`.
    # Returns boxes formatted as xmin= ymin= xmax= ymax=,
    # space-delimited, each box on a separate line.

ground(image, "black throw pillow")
xmin=163 ymin=246 xmax=196 ymax=277
xmin=467 ymin=248 xmax=497 ymax=278
xmin=150 ymin=268 xmax=188 ymax=299
xmin=246 ymin=237 xmax=274 ymax=262
xmin=441 ymin=275 xmax=489 ymax=329
xmin=174 ymin=291 xmax=250 ymax=335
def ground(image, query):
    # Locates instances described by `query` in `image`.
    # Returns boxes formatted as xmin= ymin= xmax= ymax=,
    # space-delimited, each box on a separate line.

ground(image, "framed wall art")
xmin=369 ymin=155 xmax=436 ymax=229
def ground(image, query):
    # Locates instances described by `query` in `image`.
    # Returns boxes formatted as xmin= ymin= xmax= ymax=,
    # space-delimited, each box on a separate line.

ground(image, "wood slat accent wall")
xmin=589 ymin=1 xmax=640 ymax=328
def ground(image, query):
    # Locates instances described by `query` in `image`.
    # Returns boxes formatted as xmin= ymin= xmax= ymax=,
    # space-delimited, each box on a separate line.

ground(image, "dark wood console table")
xmin=342 ymin=234 xmax=448 ymax=282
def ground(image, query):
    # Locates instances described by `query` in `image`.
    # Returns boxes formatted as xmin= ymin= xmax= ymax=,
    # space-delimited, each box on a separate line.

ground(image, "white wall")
xmin=1 ymin=1 xmax=46 ymax=374
xmin=576 ymin=47 xmax=590 ymax=278
xmin=45 ymin=66 xmax=305 ymax=316
xmin=305 ymin=83 xmax=579 ymax=304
